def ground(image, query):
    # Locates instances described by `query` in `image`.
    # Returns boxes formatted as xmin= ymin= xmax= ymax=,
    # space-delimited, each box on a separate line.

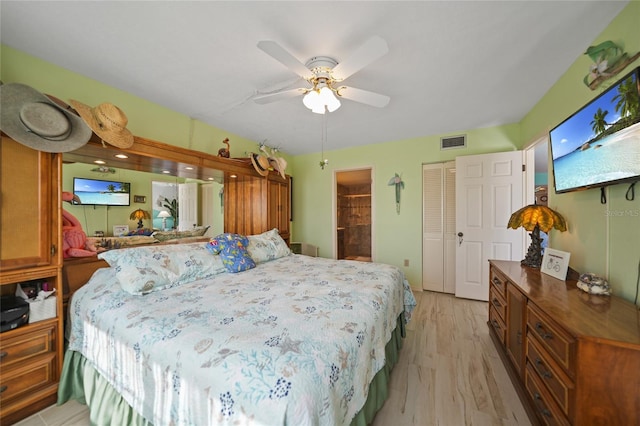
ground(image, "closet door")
xmin=422 ymin=161 xmax=455 ymax=293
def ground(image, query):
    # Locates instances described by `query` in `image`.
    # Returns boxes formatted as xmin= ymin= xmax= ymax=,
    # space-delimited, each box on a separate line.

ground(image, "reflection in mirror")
xmin=62 ymin=162 xmax=223 ymax=237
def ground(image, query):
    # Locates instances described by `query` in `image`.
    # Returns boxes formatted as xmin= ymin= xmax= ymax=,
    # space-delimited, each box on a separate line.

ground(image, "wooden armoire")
xmin=0 ymin=136 xmax=65 ymax=424
xmin=224 ymin=172 xmax=290 ymax=244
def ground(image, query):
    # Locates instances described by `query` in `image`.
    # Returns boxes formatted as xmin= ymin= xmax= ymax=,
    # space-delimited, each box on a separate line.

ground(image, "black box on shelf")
xmin=0 ymin=295 xmax=30 ymax=332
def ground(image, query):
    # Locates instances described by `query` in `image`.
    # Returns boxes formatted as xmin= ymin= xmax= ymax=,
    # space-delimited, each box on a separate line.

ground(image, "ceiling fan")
xmin=254 ymin=36 xmax=390 ymax=113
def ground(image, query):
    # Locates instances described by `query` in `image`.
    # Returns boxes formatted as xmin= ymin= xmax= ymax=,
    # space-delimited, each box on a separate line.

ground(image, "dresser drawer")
xmin=489 ymin=284 xmax=507 ymax=322
xmin=0 ymin=352 xmax=57 ymax=404
xmin=489 ymin=267 xmax=507 ymax=298
xmin=0 ymin=322 xmax=57 ymax=369
xmin=527 ymin=305 xmax=575 ymax=376
xmin=489 ymin=305 xmax=506 ymax=346
xmin=525 ymin=363 xmax=570 ymax=426
xmin=526 ymin=336 xmax=574 ymax=417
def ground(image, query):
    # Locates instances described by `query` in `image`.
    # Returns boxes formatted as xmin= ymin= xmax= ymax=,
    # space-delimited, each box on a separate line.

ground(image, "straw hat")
xmin=250 ymin=153 xmax=270 ymax=176
xmin=69 ymin=100 xmax=134 ymax=148
xmin=268 ymin=156 xmax=287 ymax=179
xmin=0 ymin=83 xmax=92 ymax=152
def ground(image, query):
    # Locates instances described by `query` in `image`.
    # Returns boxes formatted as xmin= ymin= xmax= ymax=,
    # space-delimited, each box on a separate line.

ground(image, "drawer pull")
xmin=533 ymin=393 xmax=553 ymax=418
xmin=0 ymin=351 xmax=7 ymax=359
xmin=492 ymin=277 xmax=502 ymax=286
xmin=535 ymin=357 xmax=553 ymax=379
xmin=492 ymin=298 xmax=502 ymax=308
xmin=0 ymin=385 xmax=7 ymax=393
xmin=535 ymin=322 xmax=553 ymax=340
xmin=492 ymin=320 xmax=501 ymax=330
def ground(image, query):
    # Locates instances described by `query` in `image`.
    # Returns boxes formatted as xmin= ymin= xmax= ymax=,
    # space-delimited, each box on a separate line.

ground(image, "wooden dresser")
xmin=488 ymin=260 xmax=640 ymax=426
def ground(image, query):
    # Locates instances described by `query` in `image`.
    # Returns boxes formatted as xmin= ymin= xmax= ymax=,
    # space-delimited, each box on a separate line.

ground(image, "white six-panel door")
xmin=455 ymin=151 xmax=524 ymax=300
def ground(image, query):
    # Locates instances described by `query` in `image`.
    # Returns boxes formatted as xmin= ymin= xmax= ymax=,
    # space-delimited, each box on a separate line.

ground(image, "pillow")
xmin=126 ymin=228 xmax=154 ymax=236
xmin=152 ymin=226 xmax=210 ymax=242
xmin=247 ymin=228 xmax=291 ymax=264
xmin=206 ymin=233 xmax=255 ymax=273
xmin=98 ymin=242 xmax=226 ymax=295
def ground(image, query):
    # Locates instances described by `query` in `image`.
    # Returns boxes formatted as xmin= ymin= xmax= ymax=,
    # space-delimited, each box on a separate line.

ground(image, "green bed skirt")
xmin=58 ymin=314 xmax=405 ymax=425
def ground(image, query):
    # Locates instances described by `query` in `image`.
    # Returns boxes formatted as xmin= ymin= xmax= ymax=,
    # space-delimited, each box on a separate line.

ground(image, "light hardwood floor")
xmin=14 ymin=291 xmax=530 ymax=426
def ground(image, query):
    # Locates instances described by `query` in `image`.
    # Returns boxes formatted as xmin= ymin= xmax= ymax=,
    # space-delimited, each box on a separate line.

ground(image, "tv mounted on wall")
xmin=549 ymin=66 xmax=640 ymax=194
xmin=73 ymin=177 xmax=131 ymax=206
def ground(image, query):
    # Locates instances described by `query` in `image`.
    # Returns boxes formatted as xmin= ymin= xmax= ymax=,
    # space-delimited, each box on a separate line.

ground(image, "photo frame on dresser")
xmin=113 ymin=225 xmax=129 ymax=237
xmin=541 ymin=248 xmax=571 ymax=280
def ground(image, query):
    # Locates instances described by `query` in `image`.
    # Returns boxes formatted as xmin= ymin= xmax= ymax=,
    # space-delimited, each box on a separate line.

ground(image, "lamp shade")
xmin=507 ymin=204 xmax=567 ymax=233
xmin=130 ymin=208 xmax=151 ymax=229
xmin=508 ymin=204 xmax=567 ymax=268
xmin=130 ymin=209 xmax=151 ymax=220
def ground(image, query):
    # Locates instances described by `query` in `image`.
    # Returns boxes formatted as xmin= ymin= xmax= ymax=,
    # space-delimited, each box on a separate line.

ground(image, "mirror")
xmin=61 ymin=137 xmax=242 ymax=237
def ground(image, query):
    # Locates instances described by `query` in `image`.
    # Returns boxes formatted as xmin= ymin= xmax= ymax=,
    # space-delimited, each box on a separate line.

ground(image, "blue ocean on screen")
xmin=74 ymin=191 xmax=130 ymax=205
xmin=554 ymin=122 xmax=640 ymax=192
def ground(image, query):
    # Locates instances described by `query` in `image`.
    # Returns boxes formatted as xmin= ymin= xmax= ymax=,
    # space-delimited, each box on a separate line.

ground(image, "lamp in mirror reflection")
xmin=130 ymin=208 xmax=151 ymax=229
xmin=157 ymin=210 xmax=172 ymax=231
xmin=507 ymin=204 xmax=567 ymax=268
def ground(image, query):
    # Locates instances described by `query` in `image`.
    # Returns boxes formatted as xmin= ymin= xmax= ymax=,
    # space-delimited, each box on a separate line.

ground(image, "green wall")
xmin=291 ymin=125 xmax=520 ymax=287
xmin=2 ymin=1 xmax=639 ymax=302
xmin=520 ymin=1 xmax=640 ymax=302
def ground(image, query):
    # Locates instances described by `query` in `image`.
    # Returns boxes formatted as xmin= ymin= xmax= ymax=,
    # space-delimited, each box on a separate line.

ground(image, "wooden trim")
xmin=63 ymin=134 xmax=276 ymax=181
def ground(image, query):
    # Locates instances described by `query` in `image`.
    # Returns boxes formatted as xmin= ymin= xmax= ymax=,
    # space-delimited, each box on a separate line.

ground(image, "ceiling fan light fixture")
xmin=302 ymin=82 xmax=341 ymax=114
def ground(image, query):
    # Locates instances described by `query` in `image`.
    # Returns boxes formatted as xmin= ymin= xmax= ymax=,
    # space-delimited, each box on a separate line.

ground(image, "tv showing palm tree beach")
xmin=549 ymin=66 xmax=640 ymax=193
xmin=73 ymin=177 xmax=131 ymax=206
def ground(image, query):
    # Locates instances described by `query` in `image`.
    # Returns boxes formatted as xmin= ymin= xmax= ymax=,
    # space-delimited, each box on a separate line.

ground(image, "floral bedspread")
xmin=68 ymin=254 xmax=416 ymax=425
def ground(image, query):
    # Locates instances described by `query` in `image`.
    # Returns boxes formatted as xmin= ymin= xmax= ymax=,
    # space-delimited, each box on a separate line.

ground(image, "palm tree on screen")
xmin=590 ymin=107 xmax=609 ymax=136
xmin=612 ymin=76 xmax=640 ymax=120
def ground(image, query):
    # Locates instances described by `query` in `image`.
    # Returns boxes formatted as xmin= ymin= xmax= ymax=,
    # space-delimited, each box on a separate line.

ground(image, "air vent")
xmin=440 ymin=135 xmax=466 ymax=150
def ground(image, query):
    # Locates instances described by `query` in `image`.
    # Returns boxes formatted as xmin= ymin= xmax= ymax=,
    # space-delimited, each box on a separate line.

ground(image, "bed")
xmin=58 ymin=230 xmax=416 ymax=425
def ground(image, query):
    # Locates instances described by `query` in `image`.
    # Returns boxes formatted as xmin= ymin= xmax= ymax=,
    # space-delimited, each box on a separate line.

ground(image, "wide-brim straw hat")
xmin=268 ymin=156 xmax=287 ymax=179
xmin=0 ymin=83 xmax=92 ymax=152
xmin=69 ymin=99 xmax=134 ymax=148
xmin=250 ymin=153 xmax=270 ymax=177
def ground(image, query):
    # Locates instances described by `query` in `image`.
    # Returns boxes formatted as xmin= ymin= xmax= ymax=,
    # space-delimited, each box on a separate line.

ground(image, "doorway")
xmin=335 ymin=168 xmax=373 ymax=261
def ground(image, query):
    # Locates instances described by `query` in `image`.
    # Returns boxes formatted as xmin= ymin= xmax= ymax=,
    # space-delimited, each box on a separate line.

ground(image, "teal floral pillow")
xmin=247 ymin=228 xmax=291 ymax=264
xmin=99 ymin=242 xmax=226 ymax=295
xmin=206 ymin=233 xmax=255 ymax=273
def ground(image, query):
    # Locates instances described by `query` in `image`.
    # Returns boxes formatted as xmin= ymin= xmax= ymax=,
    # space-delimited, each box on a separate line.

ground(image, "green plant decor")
xmin=163 ymin=197 xmax=178 ymax=228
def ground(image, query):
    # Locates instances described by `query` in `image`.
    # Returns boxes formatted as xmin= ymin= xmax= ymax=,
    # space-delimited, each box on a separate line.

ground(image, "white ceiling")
xmin=0 ymin=1 xmax=627 ymax=156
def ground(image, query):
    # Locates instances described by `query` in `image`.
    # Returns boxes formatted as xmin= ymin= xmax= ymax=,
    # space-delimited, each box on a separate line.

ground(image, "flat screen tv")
xmin=73 ymin=177 xmax=131 ymax=206
xmin=549 ymin=66 xmax=640 ymax=194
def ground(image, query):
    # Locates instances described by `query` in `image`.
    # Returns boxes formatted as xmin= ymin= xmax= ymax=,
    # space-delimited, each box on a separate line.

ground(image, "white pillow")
xmin=99 ymin=242 xmax=226 ymax=295
xmin=247 ymin=228 xmax=291 ymax=264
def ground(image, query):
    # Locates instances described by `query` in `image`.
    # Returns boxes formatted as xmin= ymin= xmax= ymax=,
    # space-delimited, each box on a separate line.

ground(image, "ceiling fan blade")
xmin=254 ymin=88 xmax=305 ymax=105
xmin=331 ymin=36 xmax=389 ymax=81
xmin=257 ymin=41 xmax=314 ymax=80
xmin=337 ymin=86 xmax=390 ymax=108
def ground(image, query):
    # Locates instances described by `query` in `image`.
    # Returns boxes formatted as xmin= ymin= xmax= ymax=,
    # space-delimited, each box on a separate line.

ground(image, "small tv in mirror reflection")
xmin=73 ymin=177 xmax=131 ymax=206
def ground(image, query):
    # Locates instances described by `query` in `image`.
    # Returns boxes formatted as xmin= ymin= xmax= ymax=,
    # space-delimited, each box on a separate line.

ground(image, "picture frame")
xmin=541 ymin=248 xmax=571 ymax=280
xmin=113 ymin=225 xmax=129 ymax=237
xmin=134 ymin=195 xmax=146 ymax=203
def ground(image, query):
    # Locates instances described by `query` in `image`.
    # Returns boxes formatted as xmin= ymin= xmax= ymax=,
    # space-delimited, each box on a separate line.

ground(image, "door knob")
xmin=457 ymin=232 xmax=464 ymax=246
